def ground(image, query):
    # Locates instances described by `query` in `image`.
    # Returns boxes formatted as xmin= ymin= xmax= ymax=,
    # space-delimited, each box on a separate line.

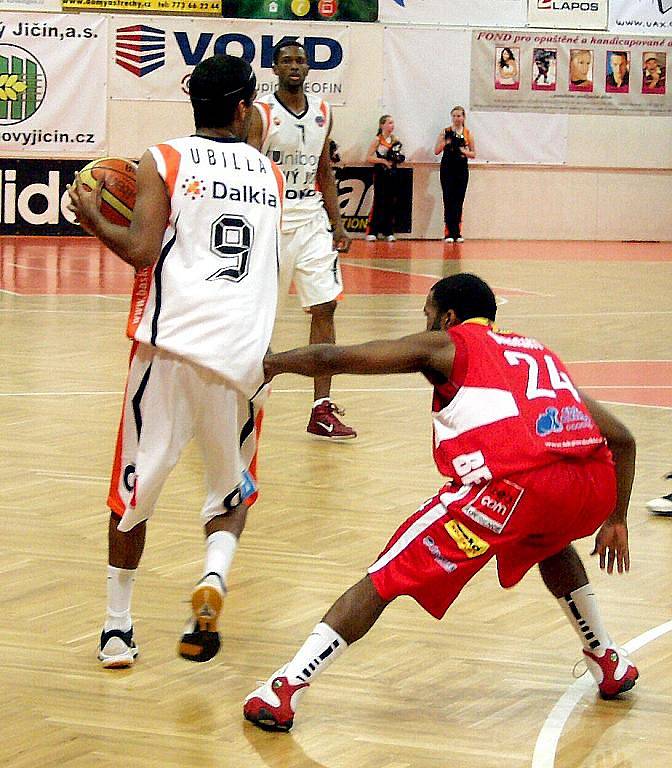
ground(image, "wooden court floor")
xmin=1 ymin=237 xmax=671 ymax=768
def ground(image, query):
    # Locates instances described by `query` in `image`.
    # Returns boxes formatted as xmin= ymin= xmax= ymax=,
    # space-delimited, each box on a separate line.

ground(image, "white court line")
xmin=531 ymin=620 xmax=672 ymax=768
xmin=0 ymin=287 xmax=21 ymax=296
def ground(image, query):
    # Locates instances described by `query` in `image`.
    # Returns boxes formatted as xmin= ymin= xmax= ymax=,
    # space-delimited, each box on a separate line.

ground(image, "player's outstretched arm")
xmin=67 ymin=151 xmax=169 ymax=271
xmin=582 ymin=391 xmax=636 ymax=574
xmin=264 ymin=331 xmax=454 ymax=381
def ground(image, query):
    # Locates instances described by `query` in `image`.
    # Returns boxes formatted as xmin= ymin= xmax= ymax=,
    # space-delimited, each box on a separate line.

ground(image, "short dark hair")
xmin=431 ymin=273 xmax=497 ymax=322
xmin=189 ymin=55 xmax=256 ymax=130
xmin=273 ymin=39 xmax=308 ymax=65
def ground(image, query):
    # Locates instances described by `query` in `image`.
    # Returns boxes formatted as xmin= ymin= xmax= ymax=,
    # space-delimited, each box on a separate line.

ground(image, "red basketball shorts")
xmin=368 ymin=450 xmax=616 ymax=619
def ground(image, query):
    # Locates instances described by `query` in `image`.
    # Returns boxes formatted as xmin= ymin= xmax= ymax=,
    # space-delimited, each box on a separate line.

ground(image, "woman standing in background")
xmin=365 ymin=115 xmax=404 ymax=242
xmin=434 ymin=106 xmax=476 ymax=243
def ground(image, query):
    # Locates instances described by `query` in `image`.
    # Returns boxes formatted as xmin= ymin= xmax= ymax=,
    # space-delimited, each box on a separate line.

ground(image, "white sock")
xmin=104 ymin=565 xmax=136 ymax=632
xmin=313 ymin=397 xmax=330 ymax=408
xmin=202 ymin=530 xmax=238 ymax=591
xmin=559 ymin=584 xmax=612 ymax=655
xmin=284 ymin=622 xmax=347 ymax=685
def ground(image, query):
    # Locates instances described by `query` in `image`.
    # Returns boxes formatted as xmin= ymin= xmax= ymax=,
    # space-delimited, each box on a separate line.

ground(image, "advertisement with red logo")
xmin=528 ymin=0 xmax=608 ymax=31
xmin=221 ymin=0 xmax=377 ymax=22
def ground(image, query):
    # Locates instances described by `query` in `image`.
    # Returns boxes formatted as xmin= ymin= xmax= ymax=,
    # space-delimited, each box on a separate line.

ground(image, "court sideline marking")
xmin=531 ymin=619 xmax=672 ymax=768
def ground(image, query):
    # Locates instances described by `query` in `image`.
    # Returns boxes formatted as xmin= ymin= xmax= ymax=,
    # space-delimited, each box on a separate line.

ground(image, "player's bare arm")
xmin=264 ymin=331 xmax=455 ymax=382
xmin=581 ymin=391 xmax=635 ymax=574
xmin=67 ymin=151 xmax=169 ymax=271
xmin=246 ymin=106 xmax=263 ymax=151
xmin=316 ymin=117 xmax=350 ymax=253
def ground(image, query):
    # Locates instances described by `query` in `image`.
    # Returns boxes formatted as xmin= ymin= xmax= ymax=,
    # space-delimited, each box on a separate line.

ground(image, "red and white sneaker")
xmin=583 ymin=646 xmax=639 ymax=699
xmin=243 ymin=667 xmax=310 ymax=732
xmin=307 ymin=401 xmax=357 ymax=440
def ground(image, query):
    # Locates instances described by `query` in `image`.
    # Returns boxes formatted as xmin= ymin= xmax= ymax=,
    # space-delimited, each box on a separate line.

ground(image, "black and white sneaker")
xmin=97 ymin=627 xmax=139 ymax=669
xmin=178 ymin=573 xmax=225 ymax=662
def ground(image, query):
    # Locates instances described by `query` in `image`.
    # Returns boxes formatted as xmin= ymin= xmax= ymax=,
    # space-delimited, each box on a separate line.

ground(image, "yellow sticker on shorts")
xmin=445 ymin=520 xmax=490 ymax=558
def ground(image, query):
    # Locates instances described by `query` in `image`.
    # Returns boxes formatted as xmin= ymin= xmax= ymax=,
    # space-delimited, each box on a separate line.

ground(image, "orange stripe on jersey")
xmin=155 ymin=143 xmax=181 ymax=198
xmin=126 ymin=265 xmax=153 ymax=339
xmin=270 ymin=160 xmax=284 ymax=211
xmin=107 ymin=340 xmax=139 ymax=517
xmin=258 ymin=102 xmax=273 ymax=146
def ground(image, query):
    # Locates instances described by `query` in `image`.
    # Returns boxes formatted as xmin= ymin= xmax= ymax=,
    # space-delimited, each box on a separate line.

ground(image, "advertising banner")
xmin=335 ymin=165 xmax=412 ymax=234
xmin=609 ymin=0 xmax=672 ymax=32
xmin=378 ymin=0 xmax=526 ymax=27
xmin=221 ymin=0 xmax=378 ymax=22
xmin=0 ymin=158 xmax=90 ymax=235
xmin=0 ymin=158 xmax=410 ymax=237
xmin=0 ymin=14 xmax=108 ymax=155
xmin=63 ymin=0 xmax=221 ymax=16
xmin=382 ymin=25 xmax=567 ymax=164
xmin=109 ymin=17 xmax=350 ymax=104
xmin=0 ymin=0 xmax=60 ymax=11
xmin=470 ymin=29 xmax=672 ymax=115
xmin=528 ymin=0 xmax=608 ymax=31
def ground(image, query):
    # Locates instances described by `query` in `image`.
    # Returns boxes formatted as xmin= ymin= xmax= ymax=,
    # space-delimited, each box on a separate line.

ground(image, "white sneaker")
xmin=385 ymin=235 xmax=396 ymax=242
xmin=97 ymin=627 xmax=139 ymax=669
xmin=456 ymin=237 xmax=465 ymax=243
xmin=647 ymin=492 xmax=672 ymax=515
xmin=444 ymin=237 xmax=454 ymax=243
xmin=364 ymin=234 xmax=376 ymax=241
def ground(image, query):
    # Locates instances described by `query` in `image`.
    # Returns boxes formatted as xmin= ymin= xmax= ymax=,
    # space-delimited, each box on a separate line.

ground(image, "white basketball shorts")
xmin=108 ymin=342 xmax=267 ymax=531
xmin=279 ymin=209 xmax=343 ymax=309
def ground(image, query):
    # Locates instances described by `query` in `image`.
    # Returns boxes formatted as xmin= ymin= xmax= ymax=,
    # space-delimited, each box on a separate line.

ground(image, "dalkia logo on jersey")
xmin=537 ymin=0 xmax=599 ymax=9
xmin=0 ymin=45 xmax=47 ymax=126
xmin=116 ymin=25 xmax=166 ymax=78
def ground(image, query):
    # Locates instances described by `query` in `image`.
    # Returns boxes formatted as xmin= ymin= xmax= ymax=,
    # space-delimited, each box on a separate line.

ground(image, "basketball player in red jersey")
xmin=247 ymin=41 xmax=356 ymax=440
xmin=68 ymin=56 xmax=282 ymax=669
xmin=244 ymin=273 xmax=638 ymax=731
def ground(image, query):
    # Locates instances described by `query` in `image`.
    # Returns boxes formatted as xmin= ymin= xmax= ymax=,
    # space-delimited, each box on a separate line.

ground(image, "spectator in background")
xmin=365 ymin=114 xmax=405 ymax=242
xmin=434 ymin=106 xmax=475 ymax=243
xmin=606 ymin=51 xmax=630 ymax=92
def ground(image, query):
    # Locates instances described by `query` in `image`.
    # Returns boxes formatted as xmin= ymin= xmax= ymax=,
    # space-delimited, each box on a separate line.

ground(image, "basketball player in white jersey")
xmin=67 ymin=55 xmax=283 ymax=668
xmin=248 ymin=41 xmax=356 ymax=440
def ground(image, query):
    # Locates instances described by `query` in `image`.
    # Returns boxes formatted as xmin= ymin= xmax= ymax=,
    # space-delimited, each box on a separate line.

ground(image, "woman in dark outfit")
xmin=366 ymin=114 xmax=404 ymax=242
xmin=434 ymin=106 xmax=476 ymax=243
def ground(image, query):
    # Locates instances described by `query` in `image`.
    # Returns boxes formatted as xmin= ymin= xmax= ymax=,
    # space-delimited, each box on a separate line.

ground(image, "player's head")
xmin=273 ymin=41 xmax=310 ymax=90
xmin=189 ymin=55 xmax=257 ymax=134
xmin=424 ymin=274 xmax=497 ymax=331
xmin=377 ymin=114 xmax=394 ymax=135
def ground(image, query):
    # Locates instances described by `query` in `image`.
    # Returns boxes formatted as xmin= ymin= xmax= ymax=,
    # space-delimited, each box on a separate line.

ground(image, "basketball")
xmin=77 ymin=157 xmax=137 ymax=227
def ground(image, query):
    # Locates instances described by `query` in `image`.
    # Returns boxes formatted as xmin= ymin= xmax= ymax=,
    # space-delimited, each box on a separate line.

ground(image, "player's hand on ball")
xmin=67 ymin=175 xmax=102 ymax=235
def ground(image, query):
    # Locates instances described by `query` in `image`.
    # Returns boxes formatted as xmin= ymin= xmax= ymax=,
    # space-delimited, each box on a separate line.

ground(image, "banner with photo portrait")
xmin=378 ymin=0 xmax=526 ymax=27
xmin=609 ymin=0 xmax=672 ymax=33
xmin=470 ymin=29 xmax=672 ymax=115
xmin=527 ymin=0 xmax=608 ymax=31
xmin=108 ymin=16 xmax=350 ymax=104
xmin=0 ymin=14 xmax=108 ymax=155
